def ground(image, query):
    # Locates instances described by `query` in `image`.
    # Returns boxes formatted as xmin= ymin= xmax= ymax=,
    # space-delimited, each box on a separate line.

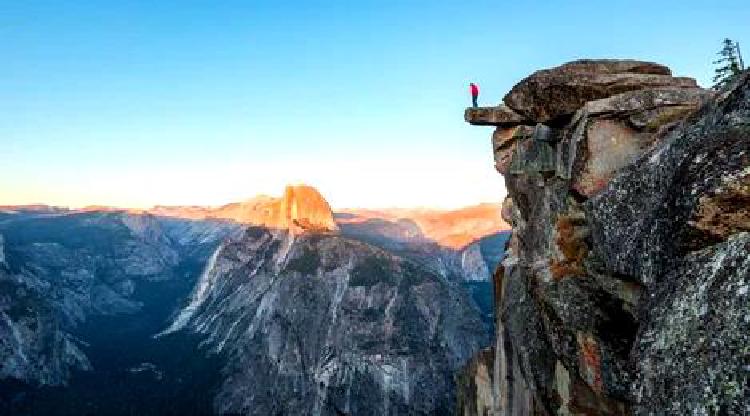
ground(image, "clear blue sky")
xmin=1 ymin=1 xmax=748 ymax=208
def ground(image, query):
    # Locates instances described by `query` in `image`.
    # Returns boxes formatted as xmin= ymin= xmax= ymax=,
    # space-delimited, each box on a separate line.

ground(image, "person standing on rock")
xmin=470 ymin=82 xmax=479 ymax=107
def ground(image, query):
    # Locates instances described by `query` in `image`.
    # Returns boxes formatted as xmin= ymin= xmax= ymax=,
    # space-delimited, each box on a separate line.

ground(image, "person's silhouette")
xmin=469 ymin=82 xmax=479 ymax=107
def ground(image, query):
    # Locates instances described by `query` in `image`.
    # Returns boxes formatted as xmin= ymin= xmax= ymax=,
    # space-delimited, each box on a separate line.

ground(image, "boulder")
xmin=560 ymin=87 xmax=712 ymax=196
xmin=530 ymin=59 xmax=673 ymax=76
xmin=503 ymin=59 xmax=698 ymax=123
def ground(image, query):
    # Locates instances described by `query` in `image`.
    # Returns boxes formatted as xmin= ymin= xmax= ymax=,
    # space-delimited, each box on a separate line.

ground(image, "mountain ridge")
xmin=2 ymin=188 xmax=509 ymax=252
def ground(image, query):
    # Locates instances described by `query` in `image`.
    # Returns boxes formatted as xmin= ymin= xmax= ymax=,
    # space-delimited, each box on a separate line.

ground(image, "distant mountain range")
xmin=3 ymin=187 xmax=510 ymax=285
xmin=3 ymin=185 xmax=509 ymax=251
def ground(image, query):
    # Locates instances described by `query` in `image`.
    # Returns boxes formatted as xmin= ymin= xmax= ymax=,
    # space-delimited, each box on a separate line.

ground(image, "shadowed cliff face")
xmin=461 ymin=60 xmax=749 ymax=415
xmin=336 ymin=205 xmax=511 ymax=329
xmin=336 ymin=205 xmax=510 ymax=284
xmin=164 ymin=225 xmax=489 ymax=416
xmin=0 ymin=209 xmax=240 ymax=414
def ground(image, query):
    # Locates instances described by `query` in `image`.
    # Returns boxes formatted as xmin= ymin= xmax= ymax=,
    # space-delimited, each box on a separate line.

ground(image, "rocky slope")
xmin=337 ymin=205 xmax=510 ymax=282
xmin=461 ymin=60 xmax=749 ymax=414
xmin=0 ymin=209 xmax=238 ymax=390
xmin=336 ymin=205 xmax=511 ymax=329
xmin=162 ymin=187 xmax=489 ymax=415
xmin=0 ymin=235 xmax=91 ymax=387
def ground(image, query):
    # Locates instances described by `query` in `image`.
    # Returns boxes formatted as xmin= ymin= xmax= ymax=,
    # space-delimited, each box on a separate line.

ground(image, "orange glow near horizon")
xmin=0 ymin=156 xmax=506 ymax=211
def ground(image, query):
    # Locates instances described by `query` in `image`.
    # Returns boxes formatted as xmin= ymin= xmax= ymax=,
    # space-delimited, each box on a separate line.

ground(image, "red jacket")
xmin=470 ymin=84 xmax=479 ymax=96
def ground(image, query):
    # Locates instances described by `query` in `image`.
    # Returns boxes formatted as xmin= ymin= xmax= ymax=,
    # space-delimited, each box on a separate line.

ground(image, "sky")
xmin=1 ymin=1 xmax=749 ymax=209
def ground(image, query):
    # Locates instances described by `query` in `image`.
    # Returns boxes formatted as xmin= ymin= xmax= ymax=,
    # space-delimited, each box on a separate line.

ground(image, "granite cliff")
xmin=460 ymin=60 xmax=748 ymax=415
xmin=161 ymin=186 xmax=489 ymax=415
xmin=151 ymin=184 xmax=338 ymax=233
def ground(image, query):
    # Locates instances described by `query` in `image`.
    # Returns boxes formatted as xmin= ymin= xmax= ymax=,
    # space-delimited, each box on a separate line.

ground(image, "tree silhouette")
xmin=712 ymin=38 xmax=745 ymax=90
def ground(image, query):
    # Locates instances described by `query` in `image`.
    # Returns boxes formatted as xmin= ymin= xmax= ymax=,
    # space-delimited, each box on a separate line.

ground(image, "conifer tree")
xmin=712 ymin=38 xmax=745 ymax=90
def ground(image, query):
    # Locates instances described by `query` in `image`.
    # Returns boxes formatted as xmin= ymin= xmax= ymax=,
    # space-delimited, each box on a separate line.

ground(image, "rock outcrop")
xmin=465 ymin=105 xmax=527 ymax=127
xmin=502 ymin=60 xmax=698 ymax=124
xmin=563 ymin=87 xmax=711 ymax=196
xmin=461 ymin=60 xmax=749 ymax=415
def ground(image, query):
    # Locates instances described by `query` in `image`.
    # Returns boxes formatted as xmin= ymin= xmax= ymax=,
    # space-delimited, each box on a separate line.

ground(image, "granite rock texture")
xmin=166 ymin=226 xmax=489 ymax=415
xmin=460 ymin=61 xmax=749 ymax=415
xmin=503 ymin=59 xmax=699 ymax=124
xmin=465 ymin=105 xmax=527 ymax=127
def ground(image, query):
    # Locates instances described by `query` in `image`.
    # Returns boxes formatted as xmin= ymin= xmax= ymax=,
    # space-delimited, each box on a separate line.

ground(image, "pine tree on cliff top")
xmin=712 ymin=38 xmax=745 ymax=90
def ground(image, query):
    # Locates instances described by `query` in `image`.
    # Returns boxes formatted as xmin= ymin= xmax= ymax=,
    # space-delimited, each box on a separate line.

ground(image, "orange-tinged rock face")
xmin=220 ymin=185 xmax=338 ymax=232
xmin=279 ymin=185 xmax=339 ymax=232
xmin=149 ymin=185 xmax=338 ymax=233
xmin=572 ymin=119 xmax=653 ymax=197
xmin=338 ymin=203 xmax=509 ymax=249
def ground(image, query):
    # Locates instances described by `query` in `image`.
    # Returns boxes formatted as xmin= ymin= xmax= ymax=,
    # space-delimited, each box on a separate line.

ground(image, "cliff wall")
xmin=164 ymin=224 xmax=489 ymax=415
xmin=461 ymin=60 xmax=749 ymax=415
